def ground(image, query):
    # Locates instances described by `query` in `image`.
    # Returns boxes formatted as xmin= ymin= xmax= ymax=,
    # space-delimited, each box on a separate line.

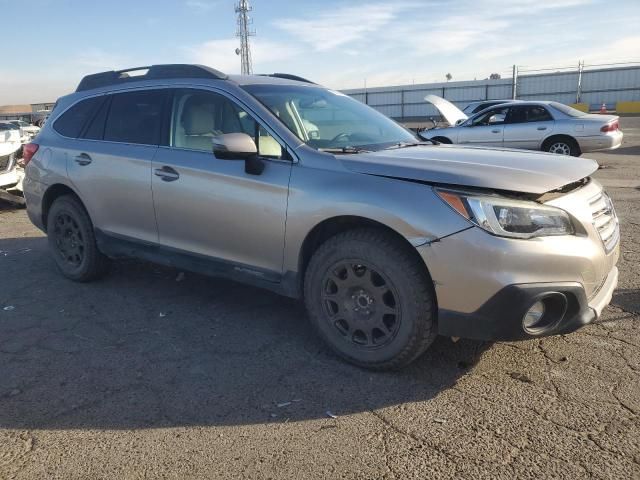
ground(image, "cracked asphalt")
xmin=1 ymin=118 xmax=639 ymax=480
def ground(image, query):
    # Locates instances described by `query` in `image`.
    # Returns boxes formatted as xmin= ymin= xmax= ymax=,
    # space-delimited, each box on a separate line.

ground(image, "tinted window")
xmin=549 ymin=102 xmax=586 ymax=117
xmin=82 ymin=96 xmax=111 ymax=140
xmin=508 ymin=105 xmax=552 ymax=123
xmin=171 ymin=89 xmax=286 ymax=159
xmin=472 ymin=102 xmax=498 ymax=114
xmin=104 ymin=90 xmax=166 ymax=145
xmin=54 ymin=96 xmax=104 ymax=138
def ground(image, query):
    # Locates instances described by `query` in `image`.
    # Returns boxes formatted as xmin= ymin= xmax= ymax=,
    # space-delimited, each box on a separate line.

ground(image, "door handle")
xmin=491 ymin=129 xmax=501 ymax=133
xmin=74 ymin=153 xmax=92 ymax=166
xmin=154 ymin=166 xmax=180 ymax=182
xmin=537 ymin=126 xmax=547 ymax=131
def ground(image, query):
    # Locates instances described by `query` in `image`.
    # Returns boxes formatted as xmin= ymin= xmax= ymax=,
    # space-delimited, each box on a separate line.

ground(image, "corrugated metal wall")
xmin=343 ymin=65 xmax=640 ymax=121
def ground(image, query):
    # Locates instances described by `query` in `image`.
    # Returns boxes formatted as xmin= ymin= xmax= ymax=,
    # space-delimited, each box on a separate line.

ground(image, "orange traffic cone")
xmin=599 ymin=103 xmax=607 ymax=114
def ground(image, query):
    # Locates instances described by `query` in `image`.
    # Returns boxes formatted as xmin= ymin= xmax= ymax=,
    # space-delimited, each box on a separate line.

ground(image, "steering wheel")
xmin=330 ymin=132 xmax=351 ymax=143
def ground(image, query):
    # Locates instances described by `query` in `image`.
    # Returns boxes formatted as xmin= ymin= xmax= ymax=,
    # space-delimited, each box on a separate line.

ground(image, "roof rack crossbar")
xmin=75 ymin=64 xmax=228 ymax=92
xmin=259 ymin=73 xmax=316 ymax=84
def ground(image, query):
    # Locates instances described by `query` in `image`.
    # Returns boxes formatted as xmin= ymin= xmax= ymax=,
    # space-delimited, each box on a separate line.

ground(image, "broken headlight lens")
xmin=436 ymin=189 xmax=574 ymax=239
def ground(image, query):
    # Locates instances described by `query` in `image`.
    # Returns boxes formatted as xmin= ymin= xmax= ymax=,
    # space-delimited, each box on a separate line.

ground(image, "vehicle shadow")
xmin=612 ymin=288 xmax=640 ymax=315
xmin=0 ymin=236 xmax=491 ymax=430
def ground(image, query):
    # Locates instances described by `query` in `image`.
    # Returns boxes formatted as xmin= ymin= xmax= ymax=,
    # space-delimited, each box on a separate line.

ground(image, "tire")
xmin=544 ymin=137 xmax=580 ymax=156
xmin=432 ymin=136 xmax=452 ymax=144
xmin=46 ymin=195 xmax=109 ymax=282
xmin=304 ymin=228 xmax=437 ymax=370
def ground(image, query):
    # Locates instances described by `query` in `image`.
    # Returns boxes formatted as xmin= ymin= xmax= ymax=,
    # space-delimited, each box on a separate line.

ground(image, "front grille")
xmin=589 ymin=190 xmax=619 ymax=253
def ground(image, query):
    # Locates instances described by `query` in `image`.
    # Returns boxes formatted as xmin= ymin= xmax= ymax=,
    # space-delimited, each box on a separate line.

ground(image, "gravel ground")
xmin=1 ymin=118 xmax=639 ymax=479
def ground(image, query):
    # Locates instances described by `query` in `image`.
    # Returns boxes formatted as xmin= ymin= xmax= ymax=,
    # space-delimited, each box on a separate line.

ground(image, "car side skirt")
xmin=94 ymin=229 xmax=300 ymax=299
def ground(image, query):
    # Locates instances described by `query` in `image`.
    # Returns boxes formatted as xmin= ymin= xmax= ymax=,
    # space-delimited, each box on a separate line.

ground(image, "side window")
xmin=104 ymin=90 xmax=166 ymax=145
xmin=53 ymin=96 xmax=104 ymax=138
xmin=82 ymin=96 xmax=111 ymax=140
xmin=471 ymin=107 xmax=508 ymax=126
xmin=507 ymin=105 xmax=553 ymax=124
xmin=527 ymin=106 xmax=553 ymax=122
xmin=171 ymin=89 xmax=287 ymax=159
xmin=507 ymin=106 xmax=527 ymax=124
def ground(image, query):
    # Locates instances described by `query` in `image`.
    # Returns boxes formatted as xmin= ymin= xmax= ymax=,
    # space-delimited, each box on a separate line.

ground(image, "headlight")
xmin=436 ymin=189 xmax=574 ymax=239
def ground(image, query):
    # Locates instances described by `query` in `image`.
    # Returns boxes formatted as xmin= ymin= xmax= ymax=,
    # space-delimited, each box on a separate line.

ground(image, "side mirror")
xmin=212 ymin=132 xmax=264 ymax=175
xmin=212 ymin=133 xmax=257 ymax=160
xmin=455 ymin=119 xmax=465 ymax=126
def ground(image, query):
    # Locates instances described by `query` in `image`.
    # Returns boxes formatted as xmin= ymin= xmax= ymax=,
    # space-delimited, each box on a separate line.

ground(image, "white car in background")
xmin=0 ymin=122 xmax=24 ymax=203
xmin=421 ymin=95 xmax=623 ymax=156
xmin=8 ymin=119 xmax=40 ymax=141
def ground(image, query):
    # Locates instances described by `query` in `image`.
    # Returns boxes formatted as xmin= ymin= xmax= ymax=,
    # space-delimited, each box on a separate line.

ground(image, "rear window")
xmin=53 ymin=96 xmax=104 ymax=138
xmin=103 ymin=90 xmax=166 ymax=145
xmin=549 ymin=102 xmax=586 ymax=118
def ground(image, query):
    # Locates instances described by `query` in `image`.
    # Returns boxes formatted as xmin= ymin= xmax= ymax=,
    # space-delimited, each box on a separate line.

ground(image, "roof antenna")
xmin=235 ymin=0 xmax=255 ymax=75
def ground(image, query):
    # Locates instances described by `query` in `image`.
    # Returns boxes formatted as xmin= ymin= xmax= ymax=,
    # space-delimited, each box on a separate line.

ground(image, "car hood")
xmin=341 ymin=144 xmax=599 ymax=194
xmin=424 ymin=94 xmax=468 ymax=125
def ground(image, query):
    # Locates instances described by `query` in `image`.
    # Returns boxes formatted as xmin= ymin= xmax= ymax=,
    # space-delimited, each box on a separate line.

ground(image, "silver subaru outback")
xmin=23 ymin=64 xmax=619 ymax=369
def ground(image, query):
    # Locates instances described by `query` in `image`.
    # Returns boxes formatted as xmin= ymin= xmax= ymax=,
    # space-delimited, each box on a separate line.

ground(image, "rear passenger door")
xmin=63 ymin=89 xmax=167 ymax=243
xmin=503 ymin=105 xmax=555 ymax=150
xmin=151 ymin=88 xmax=292 ymax=275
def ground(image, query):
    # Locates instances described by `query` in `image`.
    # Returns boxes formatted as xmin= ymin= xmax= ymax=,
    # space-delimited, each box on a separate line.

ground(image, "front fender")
xmin=282 ymin=160 xmax=470 ymax=273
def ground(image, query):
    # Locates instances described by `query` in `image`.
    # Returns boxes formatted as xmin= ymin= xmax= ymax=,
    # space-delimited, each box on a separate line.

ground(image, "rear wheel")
xmin=304 ymin=229 xmax=436 ymax=370
xmin=47 ymin=195 xmax=109 ymax=281
xmin=545 ymin=137 xmax=580 ymax=156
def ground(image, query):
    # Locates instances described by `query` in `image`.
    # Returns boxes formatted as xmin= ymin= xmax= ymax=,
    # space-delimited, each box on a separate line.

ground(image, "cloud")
xmin=186 ymin=38 xmax=301 ymax=74
xmin=275 ymin=3 xmax=409 ymax=51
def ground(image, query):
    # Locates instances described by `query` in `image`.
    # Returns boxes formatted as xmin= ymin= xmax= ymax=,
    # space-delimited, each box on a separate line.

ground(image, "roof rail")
xmin=259 ymin=73 xmax=316 ymax=84
xmin=75 ymin=64 xmax=228 ymax=92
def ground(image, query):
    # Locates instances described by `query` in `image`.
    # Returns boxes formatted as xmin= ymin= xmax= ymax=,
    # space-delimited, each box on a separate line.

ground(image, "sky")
xmin=1 ymin=0 xmax=639 ymax=104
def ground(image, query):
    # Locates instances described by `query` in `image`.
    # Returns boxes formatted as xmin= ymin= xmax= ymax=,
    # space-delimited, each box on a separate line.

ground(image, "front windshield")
xmin=242 ymin=84 xmax=417 ymax=151
xmin=550 ymin=102 xmax=587 ymax=117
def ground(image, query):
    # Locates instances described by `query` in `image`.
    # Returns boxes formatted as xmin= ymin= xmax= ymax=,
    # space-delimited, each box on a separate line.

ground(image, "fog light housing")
xmin=522 ymin=293 xmax=568 ymax=335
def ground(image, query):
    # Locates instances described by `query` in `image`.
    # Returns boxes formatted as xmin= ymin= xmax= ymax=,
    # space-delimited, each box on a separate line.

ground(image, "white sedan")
xmin=421 ymin=96 xmax=623 ymax=156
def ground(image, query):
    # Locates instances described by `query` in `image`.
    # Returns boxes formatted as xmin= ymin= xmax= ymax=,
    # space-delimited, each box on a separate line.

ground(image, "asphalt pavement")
xmin=1 ymin=118 xmax=639 ymax=479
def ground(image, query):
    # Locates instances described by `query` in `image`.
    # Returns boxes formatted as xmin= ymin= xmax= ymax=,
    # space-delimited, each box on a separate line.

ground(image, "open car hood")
xmin=424 ymin=94 xmax=468 ymax=125
xmin=341 ymin=144 xmax=599 ymax=195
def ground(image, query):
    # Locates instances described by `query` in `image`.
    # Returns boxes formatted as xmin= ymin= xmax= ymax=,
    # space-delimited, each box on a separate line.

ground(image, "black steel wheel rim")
xmin=321 ymin=260 xmax=402 ymax=349
xmin=53 ymin=212 xmax=85 ymax=267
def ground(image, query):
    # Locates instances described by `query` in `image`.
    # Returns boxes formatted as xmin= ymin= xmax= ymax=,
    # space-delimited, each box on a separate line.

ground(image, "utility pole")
xmin=576 ymin=60 xmax=584 ymax=104
xmin=235 ymin=0 xmax=255 ymax=75
xmin=511 ymin=64 xmax=518 ymax=99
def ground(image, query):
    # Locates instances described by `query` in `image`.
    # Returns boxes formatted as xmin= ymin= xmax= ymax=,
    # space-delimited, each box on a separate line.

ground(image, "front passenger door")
xmin=457 ymin=107 xmax=508 ymax=147
xmin=151 ymin=88 xmax=292 ymax=276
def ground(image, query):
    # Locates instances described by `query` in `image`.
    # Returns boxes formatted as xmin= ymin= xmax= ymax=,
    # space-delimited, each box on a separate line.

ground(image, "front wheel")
xmin=47 ymin=195 xmax=109 ymax=282
xmin=304 ymin=229 xmax=436 ymax=370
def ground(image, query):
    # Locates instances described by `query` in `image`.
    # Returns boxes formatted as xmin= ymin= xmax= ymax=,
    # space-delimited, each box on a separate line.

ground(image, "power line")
xmin=235 ymin=0 xmax=255 ymax=75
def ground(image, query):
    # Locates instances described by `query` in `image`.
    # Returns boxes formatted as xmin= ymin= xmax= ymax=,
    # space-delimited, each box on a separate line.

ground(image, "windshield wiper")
xmin=384 ymin=140 xmax=439 ymax=150
xmin=318 ymin=146 xmax=371 ymax=154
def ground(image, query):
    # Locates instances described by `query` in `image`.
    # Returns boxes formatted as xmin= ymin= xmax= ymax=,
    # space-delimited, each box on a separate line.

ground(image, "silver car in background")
xmin=422 ymin=98 xmax=623 ymax=156
xmin=22 ymin=64 xmax=620 ymax=369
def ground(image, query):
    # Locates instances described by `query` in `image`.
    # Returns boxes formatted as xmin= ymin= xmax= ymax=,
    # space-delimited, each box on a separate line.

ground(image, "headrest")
xmin=182 ymin=104 xmax=214 ymax=135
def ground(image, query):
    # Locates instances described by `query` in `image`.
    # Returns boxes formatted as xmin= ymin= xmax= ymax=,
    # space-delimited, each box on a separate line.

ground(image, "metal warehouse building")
xmin=343 ymin=64 xmax=640 ymax=125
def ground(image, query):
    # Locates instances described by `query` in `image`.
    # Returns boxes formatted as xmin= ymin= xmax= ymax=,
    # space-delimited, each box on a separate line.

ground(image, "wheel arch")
xmin=41 ymin=183 xmax=84 ymax=232
xmin=296 ymin=215 xmax=433 ymax=297
xmin=542 ymin=134 xmax=580 ymax=154
xmin=431 ymin=136 xmax=452 ymax=144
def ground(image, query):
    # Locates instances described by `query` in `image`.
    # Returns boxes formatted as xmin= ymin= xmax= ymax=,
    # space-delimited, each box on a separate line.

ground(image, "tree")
xmin=489 ymin=73 xmax=501 ymax=80
xmin=445 ymin=73 xmax=452 ymax=82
